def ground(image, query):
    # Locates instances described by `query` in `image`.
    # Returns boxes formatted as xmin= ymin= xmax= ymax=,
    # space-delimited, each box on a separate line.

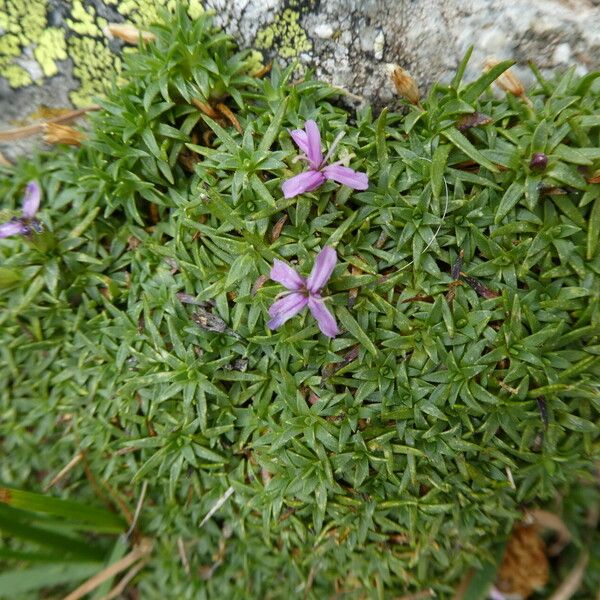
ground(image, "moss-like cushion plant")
xmin=1 ymin=7 xmax=599 ymax=599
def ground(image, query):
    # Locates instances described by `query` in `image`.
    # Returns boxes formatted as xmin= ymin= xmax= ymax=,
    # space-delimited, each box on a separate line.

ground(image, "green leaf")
xmin=559 ymin=413 xmax=597 ymax=433
xmin=587 ymin=196 xmax=600 ymax=260
xmin=202 ymin=115 xmax=239 ymax=153
xmin=574 ymin=71 xmax=600 ymax=96
xmin=530 ymin=119 xmax=548 ymax=153
xmin=430 ymin=143 xmax=451 ymax=199
xmin=141 ymin=129 xmax=161 ymax=159
xmin=552 ymin=144 xmax=593 ymax=166
xmin=442 ymin=128 xmax=499 ymax=172
xmin=0 ymin=505 xmax=106 ymax=560
xmin=0 ymin=487 xmax=125 ymax=532
xmin=258 ymin=98 xmax=288 ymax=152
xmin=376 ymin=107 xmax=388 ymax=163
xmin=547 ymin=162 xmax=588 ymax=190
xmin=461 ymin=59 xmax=514 ymax=104
xmin=226 ymin=252 xmax=255 ymax=286
xmin=452 ymin=46 xmax=473 ymax=89
xmin=0 ymin=267 xmax=21 ymax=287
xmin=0 ymin=563 xmax=101 ymax=596
xmin=337 ymin=307 xmax=378 ymax=356
xmin=495 ymin=181 xmax=524 ymax=223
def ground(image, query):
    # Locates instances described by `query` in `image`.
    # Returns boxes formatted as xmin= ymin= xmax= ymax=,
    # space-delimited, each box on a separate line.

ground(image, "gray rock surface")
xmin=1 ymin=0 xmax=599 ymax=161
xmin=210 ymin=0 xmax=600 ymax=105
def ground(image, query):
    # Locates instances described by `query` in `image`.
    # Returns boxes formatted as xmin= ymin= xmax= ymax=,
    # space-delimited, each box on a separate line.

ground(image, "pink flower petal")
xmin=267 ymin=292 xmax=308 ymax=329
xmin=290 ymin=129 xmax=310 ymax=156
xmin=270 ymin=259 xmax=305 ymax=291
xmin=308 ymin=296 xmax=339 ymax=338
xmin=281 ymin=169 xmax=325 ymax=199
xmin=304 ymin=120 xmax=323 ymax=169
xmin=306 ymin=246 xmax=337 ymax=293
xmin=0 ymin=221 xmax=24 ymax=238
xmin=22 ymin=181 xmax=41 ymax=219
xmin=322 ymin=164 xmax=369 ymax=190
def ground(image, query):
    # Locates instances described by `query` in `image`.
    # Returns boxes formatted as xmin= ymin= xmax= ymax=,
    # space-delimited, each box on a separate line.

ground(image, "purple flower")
xmin=268 ymin=246 xmax=339 ymax=338
xmin=282 ymin=120 xmax=368 ymax=199
xmin=0 ymin=181 xmax=42 ymax=239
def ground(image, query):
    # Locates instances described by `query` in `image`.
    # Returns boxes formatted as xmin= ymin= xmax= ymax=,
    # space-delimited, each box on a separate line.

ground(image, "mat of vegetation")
xmin=1 ymin=7 xmax=599 ymax=599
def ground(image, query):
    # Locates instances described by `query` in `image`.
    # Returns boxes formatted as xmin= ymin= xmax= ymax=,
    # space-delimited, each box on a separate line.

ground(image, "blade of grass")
xmin=0 ymin=563 xmax=101 ymax=596
xmin=0 ymin=506 xmax=105 ymax=561
xmin=0 ymin=487 xmax=126 ymax=532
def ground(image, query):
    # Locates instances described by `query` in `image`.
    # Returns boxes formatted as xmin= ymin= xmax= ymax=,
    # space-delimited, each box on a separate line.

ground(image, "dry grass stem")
xmin=43 ymin=452 xmax=83 ymax=491
xmin=0 ymin=107 xmax=100 ymax=141
xmin=62 ymin=539 xmax=153 ymax=600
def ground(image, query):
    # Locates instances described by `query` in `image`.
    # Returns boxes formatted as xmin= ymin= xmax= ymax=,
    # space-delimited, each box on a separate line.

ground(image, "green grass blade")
xmin=0 ymin=487 xmax=126 ymax=532
xmin=0 ymin=505 xmax=106 ymax=561
xmin=0 ymin=563 xmax=101 ymax=596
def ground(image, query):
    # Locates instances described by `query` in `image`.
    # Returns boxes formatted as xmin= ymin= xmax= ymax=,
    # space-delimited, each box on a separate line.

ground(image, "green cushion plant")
xmin=1 ymin=6 xmax=599 ymax=598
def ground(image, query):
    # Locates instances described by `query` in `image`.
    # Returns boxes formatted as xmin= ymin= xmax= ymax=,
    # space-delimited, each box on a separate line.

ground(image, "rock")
xmin=1 ymin=0 xmax=600 ymax=160
xmin=313 ymin=23 xmax=334 ymax=40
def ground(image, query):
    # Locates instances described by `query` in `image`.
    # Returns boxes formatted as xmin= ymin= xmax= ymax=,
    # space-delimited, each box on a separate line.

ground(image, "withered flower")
xmin=388 ymin=64 xmax=421 ymax=105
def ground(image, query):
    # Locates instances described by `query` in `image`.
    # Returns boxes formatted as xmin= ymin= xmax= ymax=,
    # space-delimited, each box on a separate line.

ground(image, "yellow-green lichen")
xmin=116 ymin=0 xmax=178 ymax=26
xmin=187 ymin=0 xmax=204 ymax=20
xmin=34 ymin=28 xmax=68 ymax=77
xmin=0 ymin=0 xmax=48 ymax=41
xmin=0 ymin=34 xmax=30 ymax=86
xmin=255 ymin=6 xmax=312 ymax=59
xmin=67 ymin=1 xmax=106 ymax=36
xmin=0 ymin=0 xmax=207 ymax=105
xmin=1 ymin=63 xmax=31 ymax=87
xmin=68 ymin=37 xmax=121 ymax=107
xmin=0 ymin=0 xmax=49 ymax=85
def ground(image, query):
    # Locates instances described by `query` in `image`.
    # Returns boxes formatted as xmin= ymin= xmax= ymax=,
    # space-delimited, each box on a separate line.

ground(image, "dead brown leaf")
xmin=270 ymin=214 xmax=288 ymax=242
xmin=104 ymin=23 xmax=156 ymax=44
xmin=192 ymin=98 xmax=220 ymax=119
xmin=216 ymin=102 xmax=243 ymax=134
xmin=253 ymin=63 xmax=272 ymax=78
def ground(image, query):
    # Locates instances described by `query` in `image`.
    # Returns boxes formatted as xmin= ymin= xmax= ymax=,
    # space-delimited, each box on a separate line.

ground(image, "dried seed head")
xmin=529 ymin=152 xmax=548 ymax=171
xmin=43 ymin=123 xmax=86 ymax=146
xmin=388 ymin=64 xmax=420 ymax=104
xmin=104 ymin=23 xmax=156 ymax=44
xmin=484 ymin=58 xmax=525 ymax=97
xmin=496 ymin=523 xmax=549 ymax=597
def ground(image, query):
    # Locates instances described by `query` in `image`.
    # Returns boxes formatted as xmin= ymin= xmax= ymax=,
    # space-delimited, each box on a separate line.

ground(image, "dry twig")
xmin=0 ymin=107 xmax=99 ymax=141
xmin=62 ymin=539 xmax=153 ymax=600
xmin=548 ymin=552 xmax=589 ymax=600
xmin=43 ymin=452 xmax=83 ymax=491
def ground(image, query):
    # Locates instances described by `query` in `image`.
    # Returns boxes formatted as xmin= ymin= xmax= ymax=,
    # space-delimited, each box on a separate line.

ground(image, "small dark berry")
xmin=529 ymin=152 xmax=548 ymax=171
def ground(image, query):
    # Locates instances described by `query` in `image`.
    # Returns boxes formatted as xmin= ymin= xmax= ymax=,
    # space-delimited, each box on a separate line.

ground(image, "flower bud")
xmin=388 ymin=64 xmax=420 ymax=104
xmin=529 ymin=152 xmax=548 ymax=171
xmin=484 ymin=58 xmax=525 ymax=97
